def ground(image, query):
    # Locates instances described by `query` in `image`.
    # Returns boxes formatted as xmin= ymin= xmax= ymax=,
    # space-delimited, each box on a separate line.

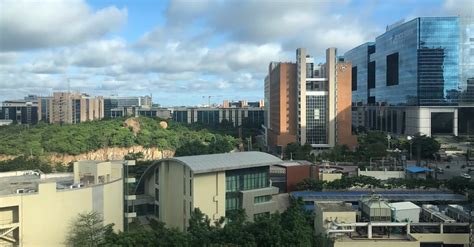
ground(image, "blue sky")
xmin=0 ymin=0 xmax=471 ymax=106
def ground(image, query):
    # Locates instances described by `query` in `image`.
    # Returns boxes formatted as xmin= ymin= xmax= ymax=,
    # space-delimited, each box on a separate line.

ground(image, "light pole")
xmin=407 ymin=136 xmax=413 ymax=161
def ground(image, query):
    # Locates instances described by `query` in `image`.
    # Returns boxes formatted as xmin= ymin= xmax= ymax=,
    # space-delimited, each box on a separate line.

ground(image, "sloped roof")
xmin=173 ymin=151 xmax=283 ymax=174
xmin=406 ymin=166 xmax=432 ymax=173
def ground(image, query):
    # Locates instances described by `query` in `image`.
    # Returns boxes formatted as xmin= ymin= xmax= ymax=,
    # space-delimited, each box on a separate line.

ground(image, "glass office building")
xmin=345 ymin=17 xmax=474 ymax=136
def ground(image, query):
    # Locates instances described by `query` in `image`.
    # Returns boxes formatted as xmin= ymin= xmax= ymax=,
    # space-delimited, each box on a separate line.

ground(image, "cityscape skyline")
xmin=1 ymin=0 xmax=472 ymax=105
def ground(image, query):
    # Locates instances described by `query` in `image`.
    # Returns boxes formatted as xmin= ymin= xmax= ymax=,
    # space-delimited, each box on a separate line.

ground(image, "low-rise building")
xmin=315 ymin=201 xmax=470 ymax=247
xmin=0 ymin=160 xmax=135 ymax=246
xmin=134 ymin=152 xmax=282 ymax=230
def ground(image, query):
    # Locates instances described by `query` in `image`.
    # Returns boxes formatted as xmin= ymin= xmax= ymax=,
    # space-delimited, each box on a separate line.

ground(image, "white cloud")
xmin=0 ymin=0 xmax=127 ymax=51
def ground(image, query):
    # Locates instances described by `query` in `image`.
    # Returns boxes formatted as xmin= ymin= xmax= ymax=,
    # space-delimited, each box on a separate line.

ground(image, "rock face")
xmin=0 ymin=146 xmax=175 ymax=164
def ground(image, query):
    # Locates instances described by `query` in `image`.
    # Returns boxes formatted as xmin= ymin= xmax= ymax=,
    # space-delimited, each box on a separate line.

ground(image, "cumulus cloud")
xmin=0 ymin=0 xmax=465 ymax=105
xmin=0 ymin=0 xmax=127 ymax=51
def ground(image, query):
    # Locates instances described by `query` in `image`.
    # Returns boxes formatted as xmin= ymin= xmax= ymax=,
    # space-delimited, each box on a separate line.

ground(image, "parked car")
xmin=461 ymin=173 xmax=471 ymax=179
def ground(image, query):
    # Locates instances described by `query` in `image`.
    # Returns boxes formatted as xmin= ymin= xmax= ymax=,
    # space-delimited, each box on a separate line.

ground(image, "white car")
xmin=461 ymin=173 xmax=471 ymax=179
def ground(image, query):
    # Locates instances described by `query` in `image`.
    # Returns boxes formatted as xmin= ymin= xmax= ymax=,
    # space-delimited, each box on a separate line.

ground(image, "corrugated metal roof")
xmin=173 ymin=151 xmax=283 ymax=174
xmin=406 ymin=166 xmax=432 ymax=173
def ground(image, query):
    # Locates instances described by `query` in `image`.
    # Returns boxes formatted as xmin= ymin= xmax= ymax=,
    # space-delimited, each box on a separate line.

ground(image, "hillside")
xmin=0 ymin=117 xmax=239 ymax=158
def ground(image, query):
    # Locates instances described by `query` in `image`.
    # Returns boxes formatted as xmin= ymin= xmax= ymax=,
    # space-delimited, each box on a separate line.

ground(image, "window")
xmin=155 ymin=168 xmax=159 ymax=185
xmin=254 ymin=195 xmax=272 ymax=204
xmin=351 ymin=66 xmax=357 ymax=91
xmin=368 ymin=61 xmax=375 ymax=89
xmin=386 ymin=53 xmax=399 ymax=86
xmin=155 ymin=188 xmax=159 ymax=202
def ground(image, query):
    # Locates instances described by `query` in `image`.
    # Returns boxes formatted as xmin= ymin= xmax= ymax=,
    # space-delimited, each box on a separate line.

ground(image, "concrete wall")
xmin=410 ymin=233 xmax=469 ymax=246
xmin=314 ymin=208 xmax=356 ymax=236
xmin=192 ymin=172 xmax=226 ymax=223
xmin=319 ymin=173 xmax=342 ymax=182
xmin=334 ymin=240 xmax=419 ymax=247
xmin=358 ymin=169 xmax=405 ymax=180
xmin=0 ymin=179 xmax=123 ymax=247
xmin=241 ymin=187 xmax=279 ymax=221
xmin=406 ymin=107 xmax=458 ymax=136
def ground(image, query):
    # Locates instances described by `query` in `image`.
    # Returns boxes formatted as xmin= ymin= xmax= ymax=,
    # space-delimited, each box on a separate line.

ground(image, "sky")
xmin=0 ymin=0 xmax=472 ymax=106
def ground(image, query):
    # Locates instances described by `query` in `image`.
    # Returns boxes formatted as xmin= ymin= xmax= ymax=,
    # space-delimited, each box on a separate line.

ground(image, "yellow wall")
xmin=0 ymin=179 xmax=123 ymax=247
xmin=410 ymin=233 xmax=469 ymax=246
xmin=193 ymin=172 xmax=225 ymax=222
xmin=314 ymin=207 xmax=356 ymax=235
xmin=319 ymin=173 xmax=342 ymax=182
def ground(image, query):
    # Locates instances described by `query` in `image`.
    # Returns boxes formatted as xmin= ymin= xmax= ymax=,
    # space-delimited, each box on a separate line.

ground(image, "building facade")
xmin=103 ymin=96 xmax=152 ymax=118
xmin=171 ymin=107 xmax=264 ymax=127
xmin=0 ymin=99 xmax=38 ymax=125
xmin=264 ymin=62 xmax=298 ymax=153
xmin=0 ymin=160 xmax=135 ymax=246
xmin=345 ymin=16 xmax=474 ymax=136
xmin=265 ymin=48 xmax=356 ymax=153
xmin=134 ymin=152 xmax=282 ymax=231
xmin=38 ymin=92 xmax=104 ymax=124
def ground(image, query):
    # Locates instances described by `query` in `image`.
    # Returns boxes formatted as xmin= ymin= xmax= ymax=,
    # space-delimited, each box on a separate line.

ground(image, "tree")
xmin=296 ymin=178 xmax=325 ymax=191
xmin=284 ymin=142 xmax=313 ymax=161
xmin=356 ymin=131 xmax=388 ymax=161
xmin=66 ymin=211 xmax=113 ymax=247
xmin=280 ymin=198 xmax=313 ymax=246
xmin=402 ymin=135 xmax=440 ymax=160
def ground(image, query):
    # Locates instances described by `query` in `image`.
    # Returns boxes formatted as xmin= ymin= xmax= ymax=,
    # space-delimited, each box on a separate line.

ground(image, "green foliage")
xmin=296 ymin=176 xmax=446 ymax=191
xmin=103 ymin=199 xmax=322 ymax=246
xmin=284 ymin=142 xmax=313 ymax=161
xmin=402 ymin=135 xmax=440 ymax=160
xmin=356 ymin=131 xmax=388 ymax=161
xmin=295 ymin=178 xmax=325 ymax=191
xmin=66 ymin=211 xmax=113 ymax=247
xmin=0 ymin=156 xmax=52 ymax=173
xmin=0 ymin=117 xmax=238 ymax=156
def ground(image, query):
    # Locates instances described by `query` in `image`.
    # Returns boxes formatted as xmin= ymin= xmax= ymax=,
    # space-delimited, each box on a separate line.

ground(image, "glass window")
xmin=254 ymin=195 xmax=272 ymax=204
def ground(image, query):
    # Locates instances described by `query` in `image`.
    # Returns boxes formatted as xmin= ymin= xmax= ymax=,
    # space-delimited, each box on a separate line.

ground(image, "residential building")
xmin=345 ymin=16 xmax=474 ymax=136
xmin=0 ymin=160 xmax=135 ymax=246
xmin=0 ymin=99 xmax=38 ymax=124
xmin=134 ymin=152 xmax=282 ymax=230
xmin=170 ymin=106 xmax=264 ymax=127
xmin=38 ymin=92 xmax=104 ymax=124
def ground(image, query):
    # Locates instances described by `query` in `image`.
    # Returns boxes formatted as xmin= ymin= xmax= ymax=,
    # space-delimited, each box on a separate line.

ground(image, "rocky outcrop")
xmin=0 ymin=146 xmax=175 ymax=164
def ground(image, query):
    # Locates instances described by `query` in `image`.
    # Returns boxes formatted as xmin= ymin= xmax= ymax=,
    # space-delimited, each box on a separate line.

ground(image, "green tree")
xmin=66 ymin=211 xmax=113 ymax=247
xmin=402 ymin=135 xmax=440 ymax=160
xmin=284 ymin=142 xmax=313 ymax=161
xmin=296 ymin=178 xmax=325 ymax=191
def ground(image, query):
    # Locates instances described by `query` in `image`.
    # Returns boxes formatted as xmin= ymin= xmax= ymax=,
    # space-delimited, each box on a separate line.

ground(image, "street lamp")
xmin=407 ymin=136 xmax=413 ymax=161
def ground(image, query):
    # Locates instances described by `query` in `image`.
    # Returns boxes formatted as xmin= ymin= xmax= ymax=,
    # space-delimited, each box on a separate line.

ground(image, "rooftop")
xmin=406 ymin=166 xmax=432 ymax=173
xmin=170 ymin=151 xmax=283 ymax=174
xmin=315 ymin=201 xmax=355 ymax=212
xmin=389 ymin=201 xmax=420 ymax=210
xmin=292 ymin=191 xmax=467 ymax=203
xmin=0 ymin=172 xmax=73 ymax=196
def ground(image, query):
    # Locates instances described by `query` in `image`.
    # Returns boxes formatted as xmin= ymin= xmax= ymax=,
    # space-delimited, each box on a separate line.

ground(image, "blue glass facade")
xmin=345 ymin=17 xmax=467 ymax=107
xmin=344 ymin=42 xmax=374 ymax=105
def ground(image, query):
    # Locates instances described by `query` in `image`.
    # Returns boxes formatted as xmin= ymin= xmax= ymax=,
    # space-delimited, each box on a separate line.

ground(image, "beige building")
xmin=38 ymin=92 xmax=104 ymax=124
xmin=314 ymin=201 xmax=470 ymax=247
xmin=134 ymin=152 xmax=282 ymax=231
xmin=0 ymin=160 xmax=134 ymax=246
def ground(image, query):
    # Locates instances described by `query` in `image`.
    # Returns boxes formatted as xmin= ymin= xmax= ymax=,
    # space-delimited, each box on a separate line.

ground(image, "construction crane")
xmin=202 ymin=95 xmax=222 ymax=107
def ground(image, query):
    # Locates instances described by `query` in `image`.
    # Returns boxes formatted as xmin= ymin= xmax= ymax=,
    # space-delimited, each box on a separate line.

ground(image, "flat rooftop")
xmin=292 ymin=191 xmax=467 ymax=203
xmin=0 ymin=173 xmax=73 ymax=196
xmin=315 ymin=202 xmax=355 ymax=212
